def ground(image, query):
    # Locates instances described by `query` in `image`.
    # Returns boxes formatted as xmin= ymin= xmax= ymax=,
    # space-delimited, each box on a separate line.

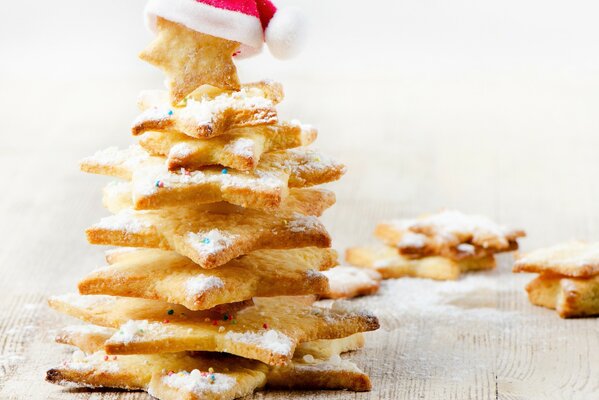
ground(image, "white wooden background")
xmin=1 ymin=1 xmax=599 ymax=399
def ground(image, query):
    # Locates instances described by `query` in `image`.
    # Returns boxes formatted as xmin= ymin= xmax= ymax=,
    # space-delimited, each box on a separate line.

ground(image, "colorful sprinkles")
xmin=155 ymin=180 xmax=164 ymax=188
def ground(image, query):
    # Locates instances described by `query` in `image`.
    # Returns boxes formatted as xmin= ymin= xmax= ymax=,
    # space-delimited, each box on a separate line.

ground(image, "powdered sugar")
xmin=186 ymin=275 xmax=225 ymax=299
xmin=111 ymin=320 xmax=167 ymax=344
xmin=169 ymin=143 xmax=193 ymax=158
xmin=225 ymin=329 xmax=293 ymax=356
xmin=66 ymin=351 xmax=120 ymax=374
xmin=186 ymin=230 xmax=237 ymax=255
xmin=62 ymin=325 xmax=115 ymax=336
xmin=398 ymin=232 xmax=427 ymax=248
xmin=92 ymin=209 xmax=151 ymax=234
xmin=53 ymin=294 xmax=116 ymax=310
xmin=159 ymin=369 xmax=237 ymax=395
xmin=390 ymin=210 xmax=515 ymax=248
xmin=287 ymin=214 xmax=322 ymax=233
xmin=323 ymin=266 xmax=380 ymax=295
xmin=134 ymin=162 xmax=284 ymax=197
xmin=81 ymin=145 xmax=148 ymax=171
xmin=225 ymin=137 xmax=255 ymax=158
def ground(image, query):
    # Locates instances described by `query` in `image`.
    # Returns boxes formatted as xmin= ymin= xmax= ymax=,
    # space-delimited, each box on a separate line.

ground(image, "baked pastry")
xmin=79 ymin=248 xmax=336 ymax=310
xmin=321 ymin=266 xmax=382 ymax=299
xmin=514 ymin=241 xmax=599 ymax=317
xmin=48 ymin=294 xmax=379 ymax=365
xmin=348 ymin=210 xmax=524 ymax=281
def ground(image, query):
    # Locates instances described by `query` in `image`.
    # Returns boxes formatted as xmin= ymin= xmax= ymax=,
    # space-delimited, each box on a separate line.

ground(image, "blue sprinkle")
xmin=203 ymin=238 xmax=211 ymax=244
xmin=221 ymin=168 xmax=228 ymax=175
xmin=167 ymin=110 xmax=174 ymax=116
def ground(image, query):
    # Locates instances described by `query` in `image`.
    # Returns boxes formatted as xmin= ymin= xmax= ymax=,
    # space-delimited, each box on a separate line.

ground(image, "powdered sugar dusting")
xmin=186 ymin=230 xmax=237 ymax=255
xmin=62 ymin=325 xmax=115 ymax=336
xmin=65 ymin=351 xmax=120 ymax=374
xmin=398 ymin=232 xmax=427 ymax=248
xmin=175 ymin=88 xmax=274 ymax=127
xmin=225 ymin=137 xmax=255 ymax=159
xmin=53 ymin=294 xmax=116 ymax=310
xmin=225 ymin=330 xmax=293 ymax=356
xmin=111 ymin=320 xmax=167 ymax=344
xmin=159 ymin=369 xmax=237 ymax=395
xmin=390 ymin=210 xmax=515 ymax=248
xmin=185 ymin=275 xmax=225 ymax=299
xmin=92 ymin=209 xmax=150 ymax=234
xmin=81 ymin=145 xmax=148 ymax=170
xmin=323 ymin=266 xmax=381 ymax=295
xmin=287 ymin=214 xmax=322 ymax=233
xmin=169 ymin=143 xmax=193 ymax=158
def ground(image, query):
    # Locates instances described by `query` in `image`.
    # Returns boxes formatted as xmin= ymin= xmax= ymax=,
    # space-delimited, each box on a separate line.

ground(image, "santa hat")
xmin=145 ymin=0 xmax=307 ymax=59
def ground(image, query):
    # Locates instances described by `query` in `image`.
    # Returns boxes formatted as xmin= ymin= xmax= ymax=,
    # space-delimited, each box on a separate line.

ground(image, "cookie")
xmin=87 ymin=189 xmax=333 ymax=269
xmin=346 ymin=245 xmax=495 ymax=281
xmin=81 ymin=146 xmax=345 ymax=212
xmin=321 ymin=266 xmax=382 ymax=299
xmin=525 ymin=273 xmax=599 ymax=318
xmin=139 ymin=121 xmax=317 ymax=171
xmin=140 ymin=17 xmax=240 ymax=104
xmin=375 ymin=210 xmax=525 ymax=260
xmin=48 ymin=294 xmax=379 ymax=365
xmin=79 ymin=248 xmax=336 ymax=310
xmin=513 ymin=241 xmax=599 ymax=278
xmin=133 ymin=86 xmax=278 ymax=139
xmin=48 ymin=330 xmax=370 ymax=397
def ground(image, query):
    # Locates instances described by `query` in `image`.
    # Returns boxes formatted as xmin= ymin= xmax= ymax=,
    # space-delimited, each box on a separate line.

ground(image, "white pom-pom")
xmin=265 ymin=7 xmax=307 ymax=60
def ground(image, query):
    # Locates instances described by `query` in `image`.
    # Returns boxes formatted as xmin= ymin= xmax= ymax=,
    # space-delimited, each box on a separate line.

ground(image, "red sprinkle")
xmin=163 ymin=319 xmax=170 ymax=324
xmin=212 ymin=320 xmax=218 ymax=326
xmin=104 ymin=355 xmax=109 ymax=361
xmin=168 ymin=371 xmax=174 ymax=376
xmin=263 ymin=323 xmax=268 ymax=329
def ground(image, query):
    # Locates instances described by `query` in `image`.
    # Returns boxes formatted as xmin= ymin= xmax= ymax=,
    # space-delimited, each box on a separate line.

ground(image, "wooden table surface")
xmin=2 ymin=2 xmax=599 ymax=399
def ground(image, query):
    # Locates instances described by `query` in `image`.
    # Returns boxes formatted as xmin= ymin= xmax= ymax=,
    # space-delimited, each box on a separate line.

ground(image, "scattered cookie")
xmin=79 ymin=248 xmax=336 ymax=310
xmin=375 ymin=210 xmax=525 ymax=260
xmin=346 ymin=245 xmax=495 ymax=281
xmin=48 ymin=294 xmax=379 ymax=366
xmin=514 ymin=241 xmax=599 ymax=317
xmin=321 ymin=266 xmax=382 ymax=299
xmin=139 ymin=121 xmax=317 ymax=172
xmin=140 ymin=17 xmax=241 ymax=104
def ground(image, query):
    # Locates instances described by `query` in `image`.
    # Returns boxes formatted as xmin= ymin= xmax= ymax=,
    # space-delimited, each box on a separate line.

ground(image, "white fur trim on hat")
xmin=145 ymin=0 xmax=264 ymax=50
xmin=265 ymin=6 xmax=307 ymax=59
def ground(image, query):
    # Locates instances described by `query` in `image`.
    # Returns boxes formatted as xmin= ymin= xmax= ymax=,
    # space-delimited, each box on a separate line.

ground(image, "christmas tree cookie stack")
xmin=46 ymin=1 xmax=379 ymax=399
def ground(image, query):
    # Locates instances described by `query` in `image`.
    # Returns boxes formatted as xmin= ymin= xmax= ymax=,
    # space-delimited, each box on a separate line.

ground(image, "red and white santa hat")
xmin=145 ymin=0 xmax=307 ymax=59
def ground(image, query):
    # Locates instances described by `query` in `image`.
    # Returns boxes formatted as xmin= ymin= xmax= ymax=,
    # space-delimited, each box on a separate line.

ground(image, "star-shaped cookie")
xmin=140 ymin=17 xmax=241 ymax=105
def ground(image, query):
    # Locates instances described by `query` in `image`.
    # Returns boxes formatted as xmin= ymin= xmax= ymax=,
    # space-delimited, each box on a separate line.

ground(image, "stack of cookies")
xmin=347 ymin=210 xmax=525 ymax=281
xmin=46 ymin=7 xmax=379 ymax=399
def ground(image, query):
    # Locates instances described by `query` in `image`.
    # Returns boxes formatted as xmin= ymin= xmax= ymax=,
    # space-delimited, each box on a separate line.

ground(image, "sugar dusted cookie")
xmin=48 ymin=329 xmax=370 ymax=396
xmin=514 ymin=241 xmax=599 ymax=317
xmin=321 ymin=266 xmax=382 ymax=299
xmin=513 ymin=241 xmax=599 ymax=277
xmin=48 ymin=294 xmax=379 ymax=366
xmin=87 ymin=189 xmax=333 ymax=269
xmin=81 ymin=146 xmax=345 ymax=212
xmin=140 ymin=17 xmax=241 ymax=105
xmin=375 ymin=210 xmax=525 ymax=260
xmin=346 ymin=245 xmax=495 ymax=281
xmin=79 ymin=248 xmax=336 ymax=310
xmin=133 ymin=85 xmax=277 ymax=139
xmin=139 ymin=121 xmax=317 ymax=172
